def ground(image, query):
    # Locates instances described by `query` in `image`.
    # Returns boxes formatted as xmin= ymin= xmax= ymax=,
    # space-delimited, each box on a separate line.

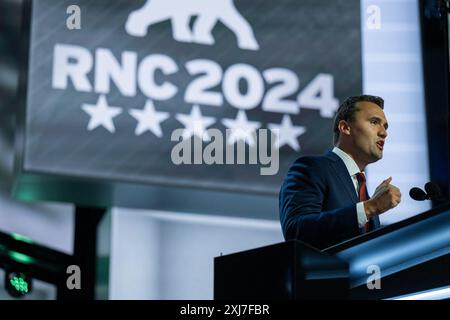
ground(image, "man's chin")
xmin=368 ymin=152 xmax=382 ymax=163
xmin=374 ymin=152 xmax=383 ymax=161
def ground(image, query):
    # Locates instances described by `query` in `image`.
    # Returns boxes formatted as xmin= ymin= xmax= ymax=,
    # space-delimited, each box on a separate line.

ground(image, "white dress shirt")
xmin=332 ymin=147 xmax=368 ymax=228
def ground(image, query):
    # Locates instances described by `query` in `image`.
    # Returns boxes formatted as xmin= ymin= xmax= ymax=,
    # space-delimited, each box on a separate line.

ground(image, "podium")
xmin=214 ymin=240 xmax=350 ymax=299
xmin=214 ymin=202 xmax=450 ymax=299
xmin=325 ymin=202 xmax=450 ymax=299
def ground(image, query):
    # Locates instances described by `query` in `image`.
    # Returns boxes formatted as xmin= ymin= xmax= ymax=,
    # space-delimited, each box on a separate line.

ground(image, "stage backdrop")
xmin=14 ymin=0 xmax=361 ymax=205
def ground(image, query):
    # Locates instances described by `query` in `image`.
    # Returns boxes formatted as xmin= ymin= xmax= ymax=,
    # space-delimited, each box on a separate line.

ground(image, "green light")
xmin=14 ymin=188 xmax=40 ymax=202
xmin=10 ymin=277 xmax=28 ymax=293
xmin=5 ymin=272 xmax=32 ymax=297
xmin=8 ymin=251 xmax=35 ymax=265
xmin=11 ymin=233 xmax=33 ymax=244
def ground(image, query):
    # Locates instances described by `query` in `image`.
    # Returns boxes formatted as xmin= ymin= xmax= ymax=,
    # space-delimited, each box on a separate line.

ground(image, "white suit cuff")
xmin=357 ymin=202 xmax=368 ymax=228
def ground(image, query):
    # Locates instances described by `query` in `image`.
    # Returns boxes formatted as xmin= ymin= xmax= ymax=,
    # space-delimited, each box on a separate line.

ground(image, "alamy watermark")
xmin=366 ymin=5 xmax=381 ymax=30
xmin=66 ymin=265 xmax=81 ymax=290
xmin=170 ymin=128 xmax=280 ymax=176
xmin=366 ymin=264 xmax=381 ymax=290
xmin=66 ymin=5 xmax=81 ymax=30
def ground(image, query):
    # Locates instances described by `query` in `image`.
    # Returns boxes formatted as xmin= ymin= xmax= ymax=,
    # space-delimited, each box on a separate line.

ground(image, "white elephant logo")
xmin=125 ymin=0 xmax=260 ymax=51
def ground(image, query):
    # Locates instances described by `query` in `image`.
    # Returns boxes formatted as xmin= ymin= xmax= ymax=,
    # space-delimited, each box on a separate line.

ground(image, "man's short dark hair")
xmin=333 ymin=94 xmax=384 ymax=145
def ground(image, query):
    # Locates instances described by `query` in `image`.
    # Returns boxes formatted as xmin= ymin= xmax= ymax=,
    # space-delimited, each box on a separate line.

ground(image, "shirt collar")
xmin=332 ymin=147 xmax=363 ymax=177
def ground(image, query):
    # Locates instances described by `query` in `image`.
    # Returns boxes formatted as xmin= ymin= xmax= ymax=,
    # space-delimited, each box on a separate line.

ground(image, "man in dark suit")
xmin=279 ymin=95 xmax=402 ymax=250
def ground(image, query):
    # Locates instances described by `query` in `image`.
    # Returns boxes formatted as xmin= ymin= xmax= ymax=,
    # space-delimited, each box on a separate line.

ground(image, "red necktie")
xmin=356 ymin=172 xmax=370 ymax=232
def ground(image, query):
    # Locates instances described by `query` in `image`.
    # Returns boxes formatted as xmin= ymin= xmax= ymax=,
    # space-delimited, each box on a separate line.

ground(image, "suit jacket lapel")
xmin=325 ymin=151 xmax=382 ymax=232
xmin=325 ymin=151 xmax=359 ymax=203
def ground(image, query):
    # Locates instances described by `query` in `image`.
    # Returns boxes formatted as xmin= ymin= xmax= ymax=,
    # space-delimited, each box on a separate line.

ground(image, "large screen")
xmin=15 ymin=0 xmax=361 ymax=199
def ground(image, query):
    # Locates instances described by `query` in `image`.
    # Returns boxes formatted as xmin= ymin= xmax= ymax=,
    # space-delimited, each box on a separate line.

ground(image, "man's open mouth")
xmin=376 ymin=140 xmax=384 ymax=151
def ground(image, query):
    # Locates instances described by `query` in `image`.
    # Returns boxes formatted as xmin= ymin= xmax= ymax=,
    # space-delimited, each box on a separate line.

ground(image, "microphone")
xmin=424 ymin=181 xmax=443 ymax=200
xmin=409 ymin=187 xmax=428 ymax=201
xmin=409 ymin=182 xmax=445 ymax=201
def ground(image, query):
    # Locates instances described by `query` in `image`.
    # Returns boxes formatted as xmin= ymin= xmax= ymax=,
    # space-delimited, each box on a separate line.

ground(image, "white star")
xmin=221 ymin=110 xmax=261 ymax=146
xmin=129 ymin=100 xmax=170 ymax=137
xmin=268 ymin=115 xmax=306 ymax=151
xmin=81 ymin=95 xmax=122 ymax=133
xmin=175 ymin=105 xmax=216 ymax=141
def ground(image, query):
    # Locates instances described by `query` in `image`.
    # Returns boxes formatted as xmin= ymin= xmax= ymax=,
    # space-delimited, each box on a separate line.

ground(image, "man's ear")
xmin=338 ymin=120 xmax=351 ymax=136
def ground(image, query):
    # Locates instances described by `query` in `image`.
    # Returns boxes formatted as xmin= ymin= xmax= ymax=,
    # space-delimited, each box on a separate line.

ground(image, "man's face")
xmin=349 ymin=101 xmax=388 ymax=165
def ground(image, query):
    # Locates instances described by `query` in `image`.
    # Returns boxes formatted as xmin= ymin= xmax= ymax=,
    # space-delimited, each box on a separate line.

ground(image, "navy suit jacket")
xmin=279 ymin=150 xmax=380 ymax=250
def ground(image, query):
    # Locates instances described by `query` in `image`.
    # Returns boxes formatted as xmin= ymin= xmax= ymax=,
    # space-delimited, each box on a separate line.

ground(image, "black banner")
xmin=18 ymin=0 xmax=361 ymax=197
